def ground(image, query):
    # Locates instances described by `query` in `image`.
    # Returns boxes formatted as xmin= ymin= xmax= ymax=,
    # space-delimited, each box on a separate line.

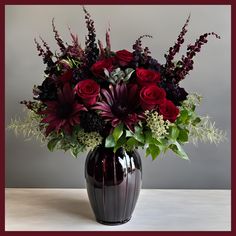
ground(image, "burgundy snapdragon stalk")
xmin=34 ymin=38 xmax=55 ymax=76
xmin=164 ymin=14 xmax=191 ymax=74
xmin=34 ymin=38 xmax=53 ymax=65
xmin=52 ymin=18 xmax=66 ymax=52
xmin=132 ymin=35 xmax=152 ymax=66
xmin=174 ymin=32 xmax=221 ymax=82
xmin=39 ymin=36 xmax=54 ymax=58
xmin=83 ymin=6 xmax=99 ymax=67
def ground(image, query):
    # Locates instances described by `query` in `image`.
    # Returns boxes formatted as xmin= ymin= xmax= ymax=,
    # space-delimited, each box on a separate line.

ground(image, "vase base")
xmin=96 ymin=217 xmax=131 ymax=226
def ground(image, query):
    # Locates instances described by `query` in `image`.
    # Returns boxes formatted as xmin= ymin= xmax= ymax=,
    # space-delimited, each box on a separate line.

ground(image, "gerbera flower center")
xmin=57 ymin=104 xmax=73 ymax=118
xmin=112 ymin=103 xmax=129 ymax=118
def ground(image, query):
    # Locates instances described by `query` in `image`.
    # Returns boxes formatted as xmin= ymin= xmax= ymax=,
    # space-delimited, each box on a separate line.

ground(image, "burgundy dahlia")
xmin=93 ymin=83 xmax=141 ymax=130
xmin=40 ymin=83 xmax=86 ymax=136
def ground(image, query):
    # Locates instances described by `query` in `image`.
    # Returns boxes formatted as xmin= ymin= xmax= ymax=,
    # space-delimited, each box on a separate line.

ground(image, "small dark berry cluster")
xmin=79 ymin=111 xmax=106 ymax=135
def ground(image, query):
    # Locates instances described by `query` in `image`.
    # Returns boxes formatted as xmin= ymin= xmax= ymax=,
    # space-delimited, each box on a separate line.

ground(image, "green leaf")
xmin=177 ymin=129 xmax=189 ymax=143
xmin=145 ymin=147 xmax=151 ymax=157
xmin=168 ymin=125 xmax=180 ymax=141
xmin=177 ymin=109 xmax=188 ymax=124
xmin=112 ymin=123 xmax=124 ymax=142
xmin=192 ymin=117 xmax=201 ymax=125
xmin=149 ymin=144 xmax=160 ymax=160
xmin=144 ymin=131 xmax=160 ymax=145
xmin=47 ymin=138 xmax=59 ymax=152
xmin=70 ymin=145 xmax=84 ymax=158
xmin=105 ymin=134 xmax=115 ymax=148
xmin=124 ymin=68 xmax=135 ymax=81
xmin=126 ymin=130 xmax=134 ymax=137
xmin=169 ymin=141 xmax=189 ymax=160
xmin=126 ymin=137 xmax=138 ymax=150
xmin=133 ymin=126 xmax=145 ymax=143
xmin=114 ymin=133 xmax=127 ymax=152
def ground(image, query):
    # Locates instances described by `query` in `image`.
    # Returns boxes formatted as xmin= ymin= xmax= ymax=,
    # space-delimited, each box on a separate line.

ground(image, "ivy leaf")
xmin=70 ymin=145 xmax=84 ymax=158
xmin=177 ymin=129 xmax=189 ymax=143
xmin=133 ymin=126 xmax=145 ymax=143
xmin=47 ymin=138 xmax=59 ymax=152
xmin=112 ymin=123 xmax=124 ymax=142
xmin=113 ymin=133 xmax=127 ymax=152
xmin=168 ymin=125 xmax=180 ymax=141
xmin=177 ymin=109 xmax=188 ymax=124
xmin=144 ymin=131 xmax=160 ymax=145
xmin=105 ymin=134 xmax=115 ymax=148
xmin=157 ymin=138 xmax=169 ymax=153
xmin=145 ymin=147 xmax=151 ymax=157
xmin=169 ymin=141 xmax=189 ymax=160
xmin=126 ymin=137 xmax=138 ymax=150
xmin=148 ymin=144 xmax=160 ymax=160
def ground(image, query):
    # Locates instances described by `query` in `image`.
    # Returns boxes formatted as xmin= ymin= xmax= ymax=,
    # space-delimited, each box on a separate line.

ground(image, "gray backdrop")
xmin=5 ymin=5 xmax=231 ymax=189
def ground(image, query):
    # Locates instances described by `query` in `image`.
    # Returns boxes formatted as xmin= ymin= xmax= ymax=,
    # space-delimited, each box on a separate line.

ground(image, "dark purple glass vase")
xmin=85 ymin=146 xmax=142 ymax=225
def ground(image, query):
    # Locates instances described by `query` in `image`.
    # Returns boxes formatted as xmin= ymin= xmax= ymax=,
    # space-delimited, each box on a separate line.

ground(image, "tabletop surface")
xmin=5 ymin=188 xmax=231 ymax=231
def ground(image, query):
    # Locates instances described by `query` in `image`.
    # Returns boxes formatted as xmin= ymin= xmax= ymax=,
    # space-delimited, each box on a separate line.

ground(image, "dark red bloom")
xmin=75 ymin=79 xmax=100 ymax=106
xmin=40 ymin=83 xmax=86 ymax=136
xmin=159 ymin=99 xmax=179 ymax=122
xmin=91 ymin=58 xmax=114 ymax=77
xmin=139 ymin=85 xmax=166 ymax=111
xmin=93 ymin=83 xmax=141 ymax=130
xmin=116 ymin=49 xmax=133 ymax=66
xmin=59 ymin=69 xmax=73 ymax=84
xmin=136 ymin=68 xmax=161 ymax=86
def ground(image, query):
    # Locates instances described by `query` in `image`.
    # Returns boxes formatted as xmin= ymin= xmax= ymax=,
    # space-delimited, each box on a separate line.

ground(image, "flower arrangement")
xmin=9 ymin=7 xmax=226 ymax=160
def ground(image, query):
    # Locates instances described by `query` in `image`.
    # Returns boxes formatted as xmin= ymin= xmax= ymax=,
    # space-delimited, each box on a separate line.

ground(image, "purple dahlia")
xmin=93 ymin=83 xmax=141 ymax=131
xmin=40 ymin=83 xmax=86 ymax=136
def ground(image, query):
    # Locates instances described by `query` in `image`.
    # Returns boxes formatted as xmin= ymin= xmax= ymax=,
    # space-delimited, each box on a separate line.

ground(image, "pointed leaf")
xmin=105 ymin=134 xmax=115 ymax=148
xmin=47 ymin=138 xmax=59 ymax=152
xmin=168 ymin=125 xmax=179 ymax=141
xmin=126 ymin=137 xmax=138 ymax=150
xmin=178 ymin=129 xmax=189 ymax=143
xmin=169 ymin=141 xmax=189 ymax=160
xmin=149 ymin=144 xmax=160 ymax=160
xmin=112 ymin=123 xmax=124 ymax=142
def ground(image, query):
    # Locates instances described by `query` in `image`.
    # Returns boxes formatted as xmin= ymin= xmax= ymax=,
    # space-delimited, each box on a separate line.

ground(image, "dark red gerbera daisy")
xmin=40 ymin=83 xmax=87 ymax=136
xmin=93 ymin=83 xmax=141 ymax=131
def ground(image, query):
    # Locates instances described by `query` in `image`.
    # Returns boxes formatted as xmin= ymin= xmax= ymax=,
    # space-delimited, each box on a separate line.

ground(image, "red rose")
xmin=75 ymin=79 xmax=100 ymax=106
xmin=136 ymin=68 xmax=161 ymax=86
xmin=159 ymin=99 xmax=179 ymax=122
xmin=91 ymin=58 xmax=114 ymax=77
xmin=139 ymin=85 xmax=166 ymax=111
xmin=116 ymin=50 xmax=133 ymax=66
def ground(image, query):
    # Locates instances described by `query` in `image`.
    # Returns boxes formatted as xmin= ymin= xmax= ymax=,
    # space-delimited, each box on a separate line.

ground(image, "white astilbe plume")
xmin=188 ymin=116 xmax=227 ymax=146
xmin=182 ymin=93 xmax=202 ymax=109
xmin=8 ymin=110 xmax=45 ymax=142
